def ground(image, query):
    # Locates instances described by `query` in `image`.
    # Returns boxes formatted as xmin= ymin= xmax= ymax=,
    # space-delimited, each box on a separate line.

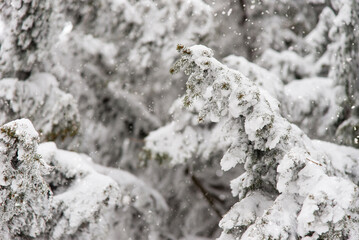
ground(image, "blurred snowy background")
xmin=0 ymin=0 xmax=359 ymax=239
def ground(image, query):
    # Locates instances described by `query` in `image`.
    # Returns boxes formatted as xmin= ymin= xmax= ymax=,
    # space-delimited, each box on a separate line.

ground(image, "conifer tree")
xmin=0 ymin=118 xmax=167 ymax=239
xmin=0 ymin=0 xmax=52 ymax=79
xmin=146 ymin=44 xmax=359 ymax=239
xmin=328 ymin=0 xmax=359 ymax=147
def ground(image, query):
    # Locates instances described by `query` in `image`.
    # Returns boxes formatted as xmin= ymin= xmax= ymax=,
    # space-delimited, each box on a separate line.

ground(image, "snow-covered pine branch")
xmin=0 ymin=0 xmax=52 ymax=79
xmin=256 ymin=0 xmax=359 ymax=148
xmin=0 ymin=73 xmax=80 ymax=141
xmin=0 ymin=118 xmax=167 ymax=239
xmin=38 ymin=142 xmax=168 ymax=240
xmin=166 ymin=44 xmax=359 ymax=239
xmin=0 ymin=119 xmax=52 ymax=238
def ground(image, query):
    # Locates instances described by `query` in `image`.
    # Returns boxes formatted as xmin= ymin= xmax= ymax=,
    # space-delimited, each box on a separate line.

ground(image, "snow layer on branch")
xmin=313 ymin=140 xmax=359 ymax=184
xmin=304 ymin=7 xmax=335 ymax=57
xmin=38 ymin=142 xmax=119 ymax=239
xmin=258 ymin=49 xmax=313 ymax=83
xmin=0 ymin=73 xmax=80 ymax=141
xmin=38 ymin=142 xmax=167 ymax=239
xmin=297 ymin=176 xmax=359 ymax=239
xmin=223 ymin=55 xmax=284 ymax=100
xmin=283 ymin=77 xmax=341 ymax=139
xmin=144 ymin=95 xmax=238 ymax=167
xmin=171 ymin=44 xmax=359 ymax=239
xmin=91 ymin=163 xmax=168 ymax=213
xmin=145 ymin=122 xmax=198 ymax=165
xmin=218 ymin=191 xmax=273 ymax=238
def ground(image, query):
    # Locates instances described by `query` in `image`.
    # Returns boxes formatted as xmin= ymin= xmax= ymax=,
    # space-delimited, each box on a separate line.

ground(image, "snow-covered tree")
xmin=1 ymin=0 xmax=359 ymax=239
xmin=41 ymin=0 xmax=215 ymax=167
xmin=0 ymin=118 xmax=167 ymax=239
xmin=0 ymin=0 xmax=53 ymax=79
xmin=0 ymin=119 xmax=52 ymax=239
xmin=143 ymin=50 xmax=287 ymax=238
xmin=0 ymin=1 xmax=216 ymax=238
xmin=146 ymin=45 xmax=359 ymax=239
xmin=0 ymin=73 xmax=80 ymax=141
xmin=253 ymin=0 xmax=359 ymax=149
xmin=38 ymin=141 xmax=167 ymax=240
xmin=328 ymin=0 xmax=359 ymax=147
xmin=236 ymin=0 xmax=321 ymax=60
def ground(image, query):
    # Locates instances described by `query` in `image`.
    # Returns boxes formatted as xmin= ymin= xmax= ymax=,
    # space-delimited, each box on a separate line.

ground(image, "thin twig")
xmin=306 ymin=157 xmax=322 ymax=166
xmin=191 ymin=174 xmax=222 ymax=218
